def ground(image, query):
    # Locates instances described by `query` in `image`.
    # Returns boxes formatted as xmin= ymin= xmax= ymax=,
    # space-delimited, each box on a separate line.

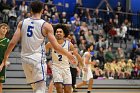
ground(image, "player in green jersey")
xmin=0 ymin=23 xmax=10 ymax=93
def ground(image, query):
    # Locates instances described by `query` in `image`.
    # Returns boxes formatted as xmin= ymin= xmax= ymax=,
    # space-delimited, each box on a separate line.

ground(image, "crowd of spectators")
xmin=0 ymin=0 xmax=140 ymax=79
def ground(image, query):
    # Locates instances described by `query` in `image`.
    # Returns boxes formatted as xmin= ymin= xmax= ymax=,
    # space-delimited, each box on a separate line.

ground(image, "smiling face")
xmin=55 ymin=28 xmax=65 ymax=40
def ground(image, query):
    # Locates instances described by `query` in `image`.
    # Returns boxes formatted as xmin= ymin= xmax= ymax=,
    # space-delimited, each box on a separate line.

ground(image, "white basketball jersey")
xmin=21 ymin=18 xmax=46 ymax=60
xmin=52 ymin=40 xmax=70 ymax=68
xmin=83 ymin=52 xmax=91 ymax=68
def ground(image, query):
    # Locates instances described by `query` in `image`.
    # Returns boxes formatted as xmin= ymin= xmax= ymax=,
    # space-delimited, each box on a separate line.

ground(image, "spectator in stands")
xmin=17 ymin=11 xmax=25 ymax=24
xmin=85 ymin=30 xmax=95 ymax=44
xmin=0 ymin=0 xmax=11 ymax=23
xmin=60 ymin=12 xmax=68 ymax=24
xmin=43 ymin=4 xmax=52 ymax=18
xmin=70 ymin=13 xmax=78 ymax=24
xmin=79 ymin=38 xmax=86 ymax=51
xmin=97 ymin=47 xmax=105 ymax=69
xmin=105 ymin=46 xmax=115 ymax=62
xmin=92 ymin=60 xmax=104 ymax=79
xmin=115 ymin=47 xmax=125 ymax=61
xmin=0 ymin=23 xmax=10 ymax=93
xmin=50 ymin=12 xmax=60 ymax=24
xmin=125 ymin=59 xmax=134 ymax=79
xmin=104 ymin=61 xmax=111 ymax=78
xmin=119 ymin=23 xmax=127 ymax=48
xmin=25 ymin=12 xmax=31 ymax=18
xmin=95 ymin=35 xmax=108 ymax=50
xmin=118 ymin=58 xmax=126 ymax=78
xmin=19 ymin=0 xmax=28 ymax=15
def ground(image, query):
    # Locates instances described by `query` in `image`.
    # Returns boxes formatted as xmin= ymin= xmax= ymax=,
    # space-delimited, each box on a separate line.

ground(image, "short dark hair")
xmin=30 ymin=1 xmax=44 ymax=13
xmin=53 ymin=24 xmax=69 ymax=37
xmin=85 ymin=43 xmax=93 ymax=50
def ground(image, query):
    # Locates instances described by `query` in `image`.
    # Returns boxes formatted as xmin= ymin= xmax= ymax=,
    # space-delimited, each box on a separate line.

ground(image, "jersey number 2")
xmin=58 ymin=55 xmax=62 ymax=61
xmin=27 ymin=26 xmax=34 ymax=37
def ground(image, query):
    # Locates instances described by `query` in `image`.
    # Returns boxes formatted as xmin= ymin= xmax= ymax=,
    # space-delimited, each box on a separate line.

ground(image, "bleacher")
xmin=3 ymin=51 xmax=140 ymax=89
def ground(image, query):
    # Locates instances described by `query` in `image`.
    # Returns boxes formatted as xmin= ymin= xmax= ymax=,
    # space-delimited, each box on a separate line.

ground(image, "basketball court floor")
xmin=3 ymin=89 xmax=140 ymax=93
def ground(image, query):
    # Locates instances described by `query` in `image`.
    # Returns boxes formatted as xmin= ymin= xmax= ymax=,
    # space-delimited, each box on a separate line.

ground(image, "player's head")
xmin=0 ymin=23 xmax=9 ymax=35
xmin=54 ymin=24 xmax=69 ymax=40
xmin=30 ymin=1 xmax=44 ymax=14
xmin=85 ymin=43 xmax=93 ymax=52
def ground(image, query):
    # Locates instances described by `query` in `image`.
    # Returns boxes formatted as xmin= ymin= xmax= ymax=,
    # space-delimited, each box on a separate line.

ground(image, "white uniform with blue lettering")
xmin=51 ymin=40 xmax=72 ymax=84
xmin=21 ymin=18 xmax=46 ymax=84
xmin=82 ymin=52 xmax=93 ymax=81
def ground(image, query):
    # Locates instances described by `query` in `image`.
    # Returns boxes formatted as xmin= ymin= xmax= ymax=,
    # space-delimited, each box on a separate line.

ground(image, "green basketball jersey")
xmin=0 ymin=37 xmax=10 ymax=63
xmin=0 ymin=37 xmax=9 ymax=83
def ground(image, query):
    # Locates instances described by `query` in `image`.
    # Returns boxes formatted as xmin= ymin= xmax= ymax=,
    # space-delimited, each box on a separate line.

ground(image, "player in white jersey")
xmin=1 ymin=1 xmax=75 ymax=93
xmin=45 ymin=24 xmax=83 ymax=93
xmin=74 ymin=43 xmax=95 ymax=93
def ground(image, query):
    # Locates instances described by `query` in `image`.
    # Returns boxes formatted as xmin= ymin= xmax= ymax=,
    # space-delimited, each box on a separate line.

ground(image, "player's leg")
xmin=63 ymin=67 xmax=73 ymax=93
xmin=64 ymin=85 xmax=72 ymax=93
xmin=22 ymin=58 xmax=47 ymax=92
xmin=52 ymin=66 xmax=64 ymax=93
xmin=0 ymin=66 xmax=6 ymax=93
xmin=48 ymin=80 xmax=54 ymax=93
xmin=75 ymin=80 xmax=87 ymax=88
xmin=54 ymin=83 xmax=63 ymax=93
xmin=87 ymin=78 xmax=93 ymax=93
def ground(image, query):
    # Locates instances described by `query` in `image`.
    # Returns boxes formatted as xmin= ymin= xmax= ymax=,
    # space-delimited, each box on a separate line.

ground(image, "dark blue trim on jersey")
xmin=68 ymin=41 xmax=70 ymax=51
xmin=62 ymin=40 xmax=66 ymax=47
xmin=41 ymin=21 xmax=46 ymax=37
xmin=29 ymin=17 xmax=43 ymax=20
xmin=54 ymin=82 xmax=63 ymax=84
xmin=28 ymin=79 xmax=44 ymax=84
xmin=63 ymin=84 xmax=72 ymax=86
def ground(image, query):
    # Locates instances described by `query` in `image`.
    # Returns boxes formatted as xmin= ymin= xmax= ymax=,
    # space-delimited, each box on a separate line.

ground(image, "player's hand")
xmin=67 ymin=52 xmax=76 ymax=64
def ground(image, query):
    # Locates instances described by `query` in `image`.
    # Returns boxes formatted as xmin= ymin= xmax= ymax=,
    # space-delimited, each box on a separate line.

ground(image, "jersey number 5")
xmin=27 ymin=26 xmax=34 ymax=37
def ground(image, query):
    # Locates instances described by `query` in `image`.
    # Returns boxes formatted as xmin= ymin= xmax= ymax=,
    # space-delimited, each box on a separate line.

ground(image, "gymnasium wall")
xmin=131 ymin=0 xmax=140 ymax=13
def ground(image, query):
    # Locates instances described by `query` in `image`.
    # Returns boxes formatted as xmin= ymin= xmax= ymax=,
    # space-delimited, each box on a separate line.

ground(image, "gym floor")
xmin=3 ymin=89 xmax=140 ymax=93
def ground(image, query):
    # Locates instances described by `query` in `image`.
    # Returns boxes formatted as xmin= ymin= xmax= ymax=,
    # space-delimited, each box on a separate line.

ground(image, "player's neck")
xmin=0 ymin=34 xmax=5 ymax=39
xmin=57 ymin=39 xmax=64 ymax=44
xmin=31 ymin=14 xmax=41 ymax=19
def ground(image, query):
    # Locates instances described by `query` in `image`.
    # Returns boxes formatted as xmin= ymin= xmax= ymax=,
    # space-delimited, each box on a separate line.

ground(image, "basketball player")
xmin=0 ymin=1 xmax=75 ymax=93
xmin=45 ymin=24 xmax=83 ymax=93
xmin=74 ymin=43 xmax=95 ymax=93
xmin=0 ymin=23 xmax=10 ymax=93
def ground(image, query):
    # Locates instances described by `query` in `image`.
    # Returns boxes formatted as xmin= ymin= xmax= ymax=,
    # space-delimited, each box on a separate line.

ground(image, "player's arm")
xmin=45 ymin=42 xmax=52 ymax=53
xmin=2 ymin=21 xmax=22 ymax=67
xmin=42 ymin=22 xmax=75 ymax=64
xmin=69 ymin=42 xmax=84 ymax=67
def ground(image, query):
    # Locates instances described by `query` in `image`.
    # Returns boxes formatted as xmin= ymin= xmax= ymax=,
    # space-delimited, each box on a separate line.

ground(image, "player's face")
xmin=89 ymin=45 xmax=93 ymax=51
xmin=0 ymin=26 xmax=8 ymax=35
xmin=55 ymin=28 xmax=65 ymax=40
